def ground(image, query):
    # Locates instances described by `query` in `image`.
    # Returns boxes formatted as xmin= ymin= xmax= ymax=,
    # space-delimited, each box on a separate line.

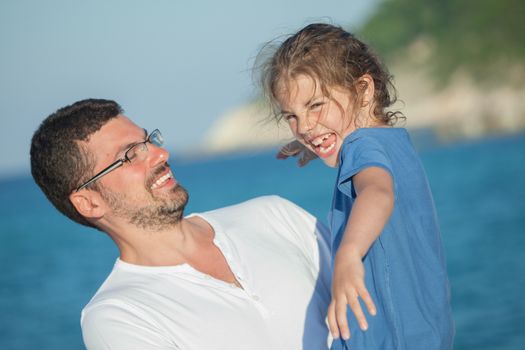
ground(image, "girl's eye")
xmin=284 ymin=114 xmax=296 ymax=122
xmin=310 ymin=102 xmax=324 ymax=110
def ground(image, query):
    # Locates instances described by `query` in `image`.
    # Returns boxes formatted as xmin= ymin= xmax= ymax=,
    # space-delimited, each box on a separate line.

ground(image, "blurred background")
xmin=1 ymin=0 xmax=524 ymax=349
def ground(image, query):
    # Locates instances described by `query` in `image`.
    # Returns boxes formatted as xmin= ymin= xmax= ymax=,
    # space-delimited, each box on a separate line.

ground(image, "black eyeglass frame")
xmin=75 ymin=129 xmax=163 ymax=192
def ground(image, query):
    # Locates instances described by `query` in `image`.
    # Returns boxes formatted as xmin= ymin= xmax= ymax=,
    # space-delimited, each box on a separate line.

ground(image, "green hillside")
xmin=358 ymin=0 xmax=525 ymax=84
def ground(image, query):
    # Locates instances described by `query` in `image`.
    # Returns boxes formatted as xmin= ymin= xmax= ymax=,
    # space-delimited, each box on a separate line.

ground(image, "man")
xmin=30 ymin=99 xmax=331 ymax=349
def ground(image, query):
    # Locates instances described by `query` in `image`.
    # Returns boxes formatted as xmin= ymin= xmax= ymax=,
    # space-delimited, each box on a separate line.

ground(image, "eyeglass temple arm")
xmin=75 ymin=159 xmax=124 ymax=192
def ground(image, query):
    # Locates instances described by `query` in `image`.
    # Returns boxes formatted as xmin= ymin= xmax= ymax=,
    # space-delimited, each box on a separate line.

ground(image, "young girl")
xmin=257 ymin=23 xmax=454 ymax=349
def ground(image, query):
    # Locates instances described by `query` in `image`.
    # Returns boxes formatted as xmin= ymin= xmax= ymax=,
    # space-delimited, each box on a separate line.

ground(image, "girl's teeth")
xmin=311 ymin=133 xmax=333 ymax=146
xmin=319 ymin=142 xmax=335 ymax=154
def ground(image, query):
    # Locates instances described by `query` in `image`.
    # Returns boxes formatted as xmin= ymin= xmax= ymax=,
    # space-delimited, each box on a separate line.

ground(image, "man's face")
xmin=84 ymin=115 xmax=188 ymax=229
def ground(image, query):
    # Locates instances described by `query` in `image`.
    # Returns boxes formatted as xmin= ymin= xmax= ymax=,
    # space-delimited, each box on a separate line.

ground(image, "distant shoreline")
xmin=2 ymin=130 xmax=524 ymax=182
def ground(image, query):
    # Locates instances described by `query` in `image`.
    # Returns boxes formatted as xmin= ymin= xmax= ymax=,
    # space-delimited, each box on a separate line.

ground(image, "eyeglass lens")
xmin=125 ymin=129 xmax=163 ymax=162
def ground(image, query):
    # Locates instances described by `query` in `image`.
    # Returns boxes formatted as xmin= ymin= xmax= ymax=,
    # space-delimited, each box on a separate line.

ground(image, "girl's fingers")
xmin=277 ymin=142 xmax=301 ymax=159
xmin=276 ymin=148 xmax=296 ymax=159
xmin=330 ymin=286 xmax=375 ymax=342
xmin=348 ymin=296 xmax=368 ymax=331
xmin=327 ymin=301 xmax=340 ymax=339
xmin=335 ymin=297 xmax=351 ymax=340
xmin=299 ymin=153 xmax=310 ymax=167
xmin=359 ymin=287 xmax=377 ymax=316
xmin=299 ymin=146 xmax=316 ymax=166
xmin=276 ymin=151 xmax=289 ymax=159
xmin=277 ymin=140 xmax=318 ymax=166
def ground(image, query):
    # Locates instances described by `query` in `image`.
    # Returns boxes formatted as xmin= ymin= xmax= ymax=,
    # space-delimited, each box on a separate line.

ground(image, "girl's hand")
xmin=327 ymin=246 xmax=376 ymax=340
xmin=276 ymin=140 xmax=318 ymax=167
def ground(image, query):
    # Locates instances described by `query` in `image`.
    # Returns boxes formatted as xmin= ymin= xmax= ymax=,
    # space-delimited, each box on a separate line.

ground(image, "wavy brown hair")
xmin=256 ymin=23 xmax=403 ymax=126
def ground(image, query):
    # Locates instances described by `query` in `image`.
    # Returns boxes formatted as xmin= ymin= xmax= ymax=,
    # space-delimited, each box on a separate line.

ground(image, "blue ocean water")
xmin=1 ymin=132 xmax=524 ymax=349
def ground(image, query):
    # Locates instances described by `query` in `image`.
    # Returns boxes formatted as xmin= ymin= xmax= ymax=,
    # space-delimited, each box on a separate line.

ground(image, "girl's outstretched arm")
xmin=327 ymin=166 xmax=394 ymax=341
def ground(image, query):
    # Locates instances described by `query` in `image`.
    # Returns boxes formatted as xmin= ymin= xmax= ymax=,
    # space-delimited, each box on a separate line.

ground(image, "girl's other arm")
xmin=276 ymin=140 xmax=318 ymax=167
xmin=327 ymin=166 xmax=394 ymax=340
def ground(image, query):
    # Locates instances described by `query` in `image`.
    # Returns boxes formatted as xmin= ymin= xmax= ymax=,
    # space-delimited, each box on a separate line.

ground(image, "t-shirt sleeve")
xmin=270 ymin=196 xmax=332 ymax=291
xmin=81 ymin=301 xmax=179 ymax=350
xmin=338 ymin=135 xmax=394 ymax=198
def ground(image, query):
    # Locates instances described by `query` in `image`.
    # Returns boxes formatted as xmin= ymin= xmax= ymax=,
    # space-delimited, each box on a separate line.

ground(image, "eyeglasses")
xmin=75 ymin=129 xmax=164 ymax=192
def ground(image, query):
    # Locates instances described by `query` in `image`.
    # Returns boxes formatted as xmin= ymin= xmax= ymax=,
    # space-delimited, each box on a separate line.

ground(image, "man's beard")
xmin=98 ymin=170 xmax=189 ymax=231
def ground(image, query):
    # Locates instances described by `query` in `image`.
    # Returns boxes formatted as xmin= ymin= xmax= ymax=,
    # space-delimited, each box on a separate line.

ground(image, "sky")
xmin=0 ymin=0 xmax=379 ymax=178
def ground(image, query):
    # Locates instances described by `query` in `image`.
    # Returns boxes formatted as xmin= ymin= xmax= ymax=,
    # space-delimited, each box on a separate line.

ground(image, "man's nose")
xmin=147 ymin=143 xmax=170 ymax=166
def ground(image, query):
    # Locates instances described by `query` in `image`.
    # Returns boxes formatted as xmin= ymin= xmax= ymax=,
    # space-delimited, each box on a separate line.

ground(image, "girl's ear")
xmin=359 ymin=74 xmax=376 ymax=108
xmin=69 ymin=190 xmax=106 ymax=221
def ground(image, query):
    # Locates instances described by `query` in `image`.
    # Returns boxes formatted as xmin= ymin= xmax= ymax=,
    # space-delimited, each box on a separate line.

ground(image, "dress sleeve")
xmin=81 ymin=301 xmax=179 ymax=350
xmin=337 ymin=135 xmax=394 ymax=198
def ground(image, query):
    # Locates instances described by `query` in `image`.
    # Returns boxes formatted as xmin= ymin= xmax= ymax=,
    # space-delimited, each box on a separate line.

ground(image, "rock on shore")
xmin=203 ymin=67 xmax=525 ymax=154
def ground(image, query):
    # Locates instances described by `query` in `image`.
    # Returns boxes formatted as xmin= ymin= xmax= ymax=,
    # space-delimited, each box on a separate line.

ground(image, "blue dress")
xmin=329 ymin=128 xmax=454 ymax=349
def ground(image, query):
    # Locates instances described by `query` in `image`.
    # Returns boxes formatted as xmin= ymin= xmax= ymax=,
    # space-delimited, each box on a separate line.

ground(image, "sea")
xmin=1 ymin=132 xmax=524 ymax=349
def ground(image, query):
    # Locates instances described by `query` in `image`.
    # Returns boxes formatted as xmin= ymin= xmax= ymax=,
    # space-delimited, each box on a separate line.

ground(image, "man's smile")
xmin=150 ymin=170 xmax=174 ymax=190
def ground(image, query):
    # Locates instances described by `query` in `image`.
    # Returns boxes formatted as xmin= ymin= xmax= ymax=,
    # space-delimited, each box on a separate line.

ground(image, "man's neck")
xmin=107 ymin=215 xmax=242 ymax=288
xmin=107 ymin=216 xmax=214 ymax=267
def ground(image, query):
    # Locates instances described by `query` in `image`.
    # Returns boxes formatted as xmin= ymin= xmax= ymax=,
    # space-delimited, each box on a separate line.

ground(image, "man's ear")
xmin=69 ymin=190 xmax=106 ymax=220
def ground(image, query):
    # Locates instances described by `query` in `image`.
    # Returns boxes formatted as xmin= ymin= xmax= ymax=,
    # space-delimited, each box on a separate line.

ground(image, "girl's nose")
xmin=296 ymin=114 xmax=314 ymax=136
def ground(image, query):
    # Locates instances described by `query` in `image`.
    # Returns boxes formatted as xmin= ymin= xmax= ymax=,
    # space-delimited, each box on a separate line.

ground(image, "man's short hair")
xmin=30 ymin=99 xmax=123 ymax=228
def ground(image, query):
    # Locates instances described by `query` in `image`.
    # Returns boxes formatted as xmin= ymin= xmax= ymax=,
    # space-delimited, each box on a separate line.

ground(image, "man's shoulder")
xmin=82 ymin=296 xmax=133 ymax=322
xmin=198 ymin=195 xmax=312 ymax=226
xmin=81 ymin=261 xmax=139 ymax=320
xmin=207 ymin=195 xmax=303 ymax=215
xmin=198 ymin=195 xmax=326 ymax=246
xmin=239 ymin=195 xmax=302 ymax=212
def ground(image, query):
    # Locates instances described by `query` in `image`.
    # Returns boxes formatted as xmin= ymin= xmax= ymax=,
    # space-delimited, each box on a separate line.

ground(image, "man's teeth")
xmin=151 ymin=172 xmax=172 ymax=189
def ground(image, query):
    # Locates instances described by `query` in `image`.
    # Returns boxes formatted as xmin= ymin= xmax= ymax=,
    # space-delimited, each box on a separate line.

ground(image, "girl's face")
xmin=277 ymin=75 xmax=362 ymax=167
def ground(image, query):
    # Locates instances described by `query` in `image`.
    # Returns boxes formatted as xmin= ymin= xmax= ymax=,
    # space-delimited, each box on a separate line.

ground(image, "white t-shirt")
xmin=81 ymin=196 xmax=332 ymax=350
